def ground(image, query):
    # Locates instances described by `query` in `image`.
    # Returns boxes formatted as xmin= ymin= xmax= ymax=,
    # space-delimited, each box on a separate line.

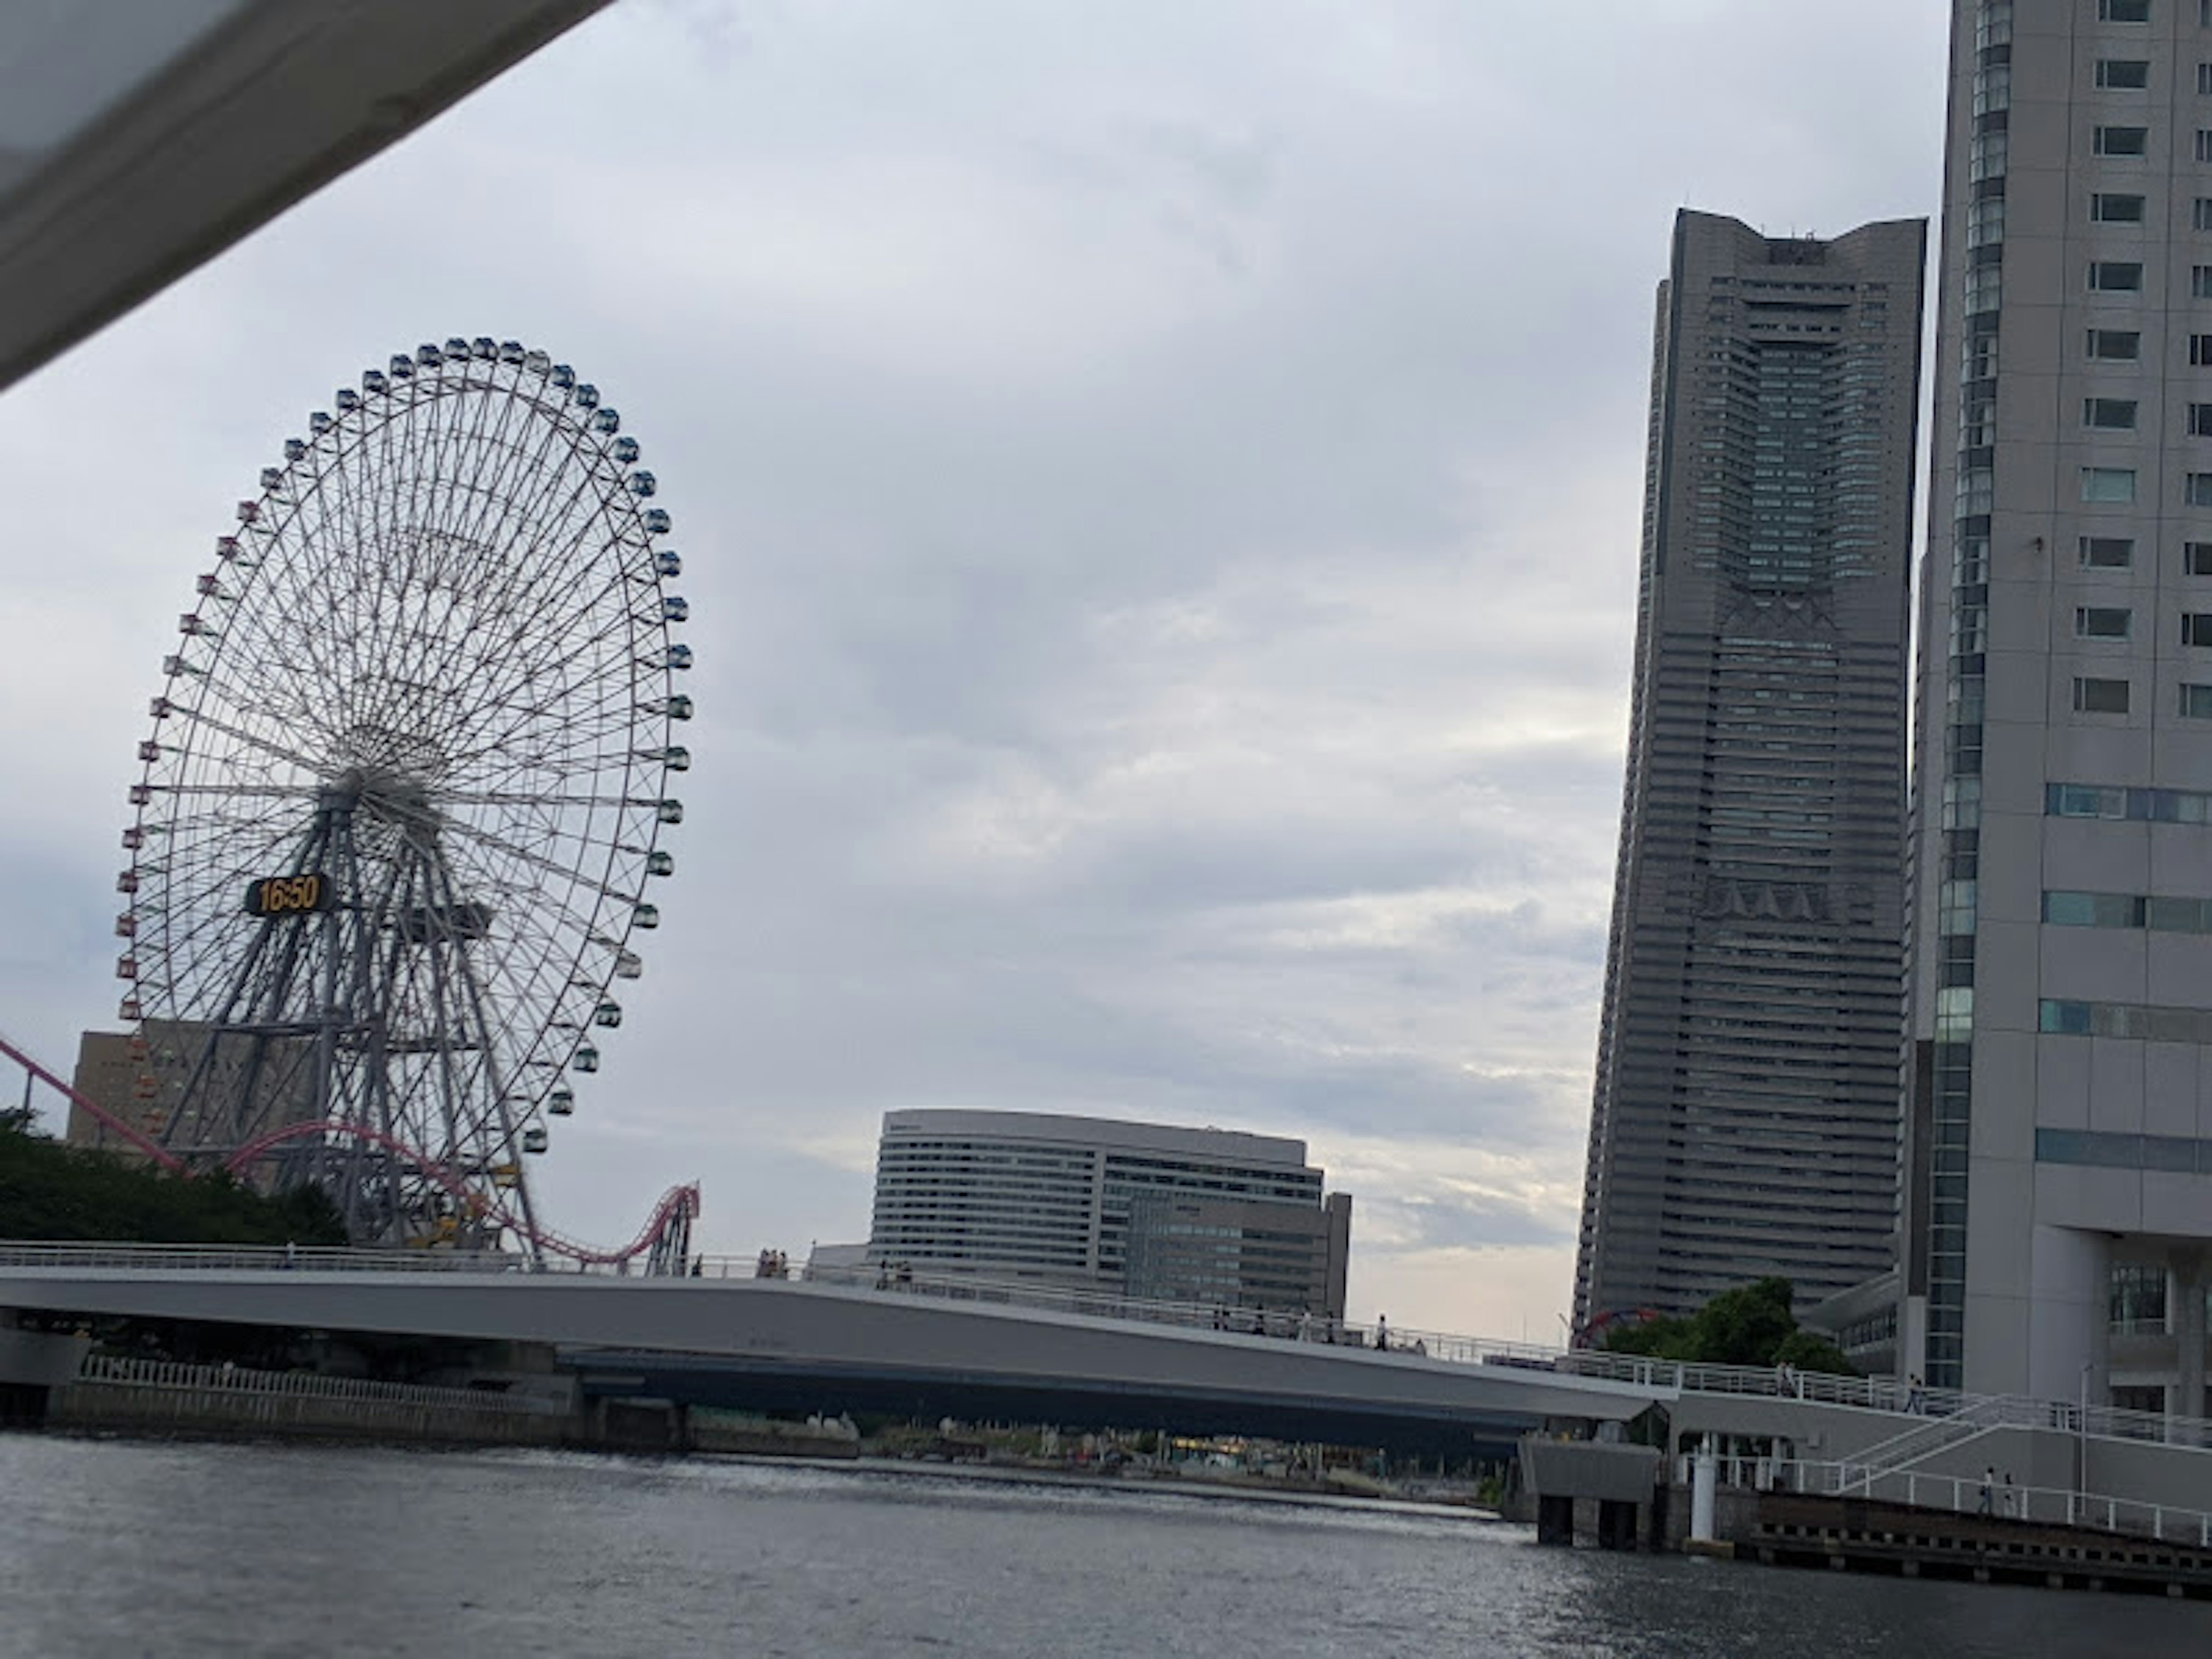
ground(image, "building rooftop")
xmin=880 ymin=1108 xmax=1311 ymax=1168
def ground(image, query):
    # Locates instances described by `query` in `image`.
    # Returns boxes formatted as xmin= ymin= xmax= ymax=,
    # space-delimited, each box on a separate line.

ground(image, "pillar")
xmin=1536 ymin=1494 xmax=1575 ymax=1547
xmin=2174 ymin=1248 xmax=2206 ymax=1426
xmin=2025 ymin=1226 xmax=2112 ymax=1405
xmin=1690 ymin=1440 xmax=1718 ymax=1543
xmin=1596 ymin=1499 xmax=1639 ymax=1551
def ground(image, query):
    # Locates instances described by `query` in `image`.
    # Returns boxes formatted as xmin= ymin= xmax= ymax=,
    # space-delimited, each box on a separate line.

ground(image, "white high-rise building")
xmin=1906 ymin=0 xmax=2212 ymax=1407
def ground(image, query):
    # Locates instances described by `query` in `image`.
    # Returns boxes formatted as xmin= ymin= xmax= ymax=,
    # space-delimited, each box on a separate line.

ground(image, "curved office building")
xmin=867 ymin=1109 xmax=1351 ymax=1318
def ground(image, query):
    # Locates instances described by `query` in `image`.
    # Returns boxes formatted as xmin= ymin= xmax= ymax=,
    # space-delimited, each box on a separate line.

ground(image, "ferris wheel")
xmin=112 ymin=336 xmax=690 ymax=1250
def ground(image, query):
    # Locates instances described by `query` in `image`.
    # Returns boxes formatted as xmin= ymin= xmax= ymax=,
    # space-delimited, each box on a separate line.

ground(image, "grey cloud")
xmin=0 ymin=1 xmax=1944 ymax=1330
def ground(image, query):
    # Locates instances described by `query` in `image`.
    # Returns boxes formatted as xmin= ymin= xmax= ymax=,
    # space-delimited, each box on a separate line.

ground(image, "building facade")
xmin=1574 ymin=210 xmax=1927 ymax=1330
xmin=866 ymin=1109 xmax=1351 ymax=1319
xmin=1903 ymin=0 xmax=2212 ymax=1407
xmin=67 ymin=1022 xmax=313 ymax=1169
xmin=1123 ymin=1191 xmax=1353 ymax=1319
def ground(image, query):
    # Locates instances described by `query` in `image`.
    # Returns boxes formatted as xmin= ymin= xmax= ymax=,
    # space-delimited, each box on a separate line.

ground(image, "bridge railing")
xmin=0 ymin=1240 xmax=536 ymax=1275
xmin=781 ymin=1256 xmax=1580 ymax=1370
xmin=1752 ymin=1454 xmax=2212 ymax=1548
xmin=73 ymin=1352 xmax=559 ymax=1415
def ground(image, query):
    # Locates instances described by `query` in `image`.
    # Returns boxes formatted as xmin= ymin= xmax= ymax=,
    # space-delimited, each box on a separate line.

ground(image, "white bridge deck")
xmin=12 ymin=1244 xmax=2212 ymax=1503
xmin=0 ymin=1244 xmax=1668 ymax=1449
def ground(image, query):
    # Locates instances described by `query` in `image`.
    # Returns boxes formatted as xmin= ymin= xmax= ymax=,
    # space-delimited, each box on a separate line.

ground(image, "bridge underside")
xmin=564 ymin=1349 xmax=1540 ymax=1458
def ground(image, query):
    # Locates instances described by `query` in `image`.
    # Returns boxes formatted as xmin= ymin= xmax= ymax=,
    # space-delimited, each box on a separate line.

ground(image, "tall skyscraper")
xmin=1903 ymin=0 xmax=2212 ymax=1406
xmin=1574 ymin=210 xmax=1927 ymax=1332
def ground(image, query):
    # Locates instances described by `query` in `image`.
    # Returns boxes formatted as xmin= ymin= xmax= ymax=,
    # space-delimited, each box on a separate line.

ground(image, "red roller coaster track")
xmin=0 ymin=1029 xmax=699 ymax=1267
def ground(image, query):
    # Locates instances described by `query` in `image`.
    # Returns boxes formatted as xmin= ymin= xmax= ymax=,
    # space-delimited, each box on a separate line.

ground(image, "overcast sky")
xmin=0 ymin=0 xmax=1947 ymax=1338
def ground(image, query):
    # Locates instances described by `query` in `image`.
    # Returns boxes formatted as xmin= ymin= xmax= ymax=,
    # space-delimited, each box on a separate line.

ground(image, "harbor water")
xmin=2 ymin=1436 xmax=2204 ymax=1656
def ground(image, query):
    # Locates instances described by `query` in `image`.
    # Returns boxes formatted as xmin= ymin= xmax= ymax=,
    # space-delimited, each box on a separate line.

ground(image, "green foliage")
xmin=1600 ymin=1276 xmax=1857 ymax=1376
xmin=1771 ymin=1327 xmax=1857 ymax=1377
xmin=1598 ymin=1314 xmax=1691 ymax=1358
xmin=0 ymin=1114 xmax=347 ymax=1245
xmin=1692 ymin=1277 xmax=1799 ymax=1367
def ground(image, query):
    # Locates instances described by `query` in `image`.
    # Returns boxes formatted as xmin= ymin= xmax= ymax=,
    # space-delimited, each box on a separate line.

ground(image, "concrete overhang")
xmin=0 ymin=0 xmax=609 ymax=393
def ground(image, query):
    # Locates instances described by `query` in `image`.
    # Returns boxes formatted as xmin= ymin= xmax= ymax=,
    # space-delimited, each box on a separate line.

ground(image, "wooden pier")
xmin=1752 ymin=1493 xmax=2212 ymax=1599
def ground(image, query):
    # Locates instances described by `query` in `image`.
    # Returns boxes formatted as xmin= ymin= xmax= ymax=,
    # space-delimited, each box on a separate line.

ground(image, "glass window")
xmin=2078 ymin=606 xmax=2134 ymax=638
xmin=2191 ymin=472 xmax=2212 ymax=505
xmin=2082 ymin=536 xmax=2136 ymax=567
xmin=2202 ymin=130 xmax=2212 ymax=162
xmin=2073 ymin=676 xmax=2133 ymax=714
xmin=2087 ymin=397 xmax=2140 ymax=427
xmin=2039 ymin=1128 xmax=2146 ymax=1169
xmin=2090 ymin=260 xmax=2146 ymax=289
xmin=2040 ymin=999 xmax=2096 ymax=1035
xmin=2195 ymin=403 xmax=2212 ymax=435
xmin=2100 ymin=58 xmax=2153 ymax=87
xmin=2094 ymin=191 xmax=2147 ymax=221
xmin=2084 ymin=467 xmax=2139 ymax=502
xmin=2102 ymin=0 xmax=2150 ymax=18
xmin=2203 ymin=62 xmax=2212 ymax=93
xmin=2044 ymin=889 xmax=2143 ymax=926
xmin=2096 ymin=126 xmax=2151 ymax=156
xmin=2194 ymin=334 xmax=2212 ymax=365
xmin=2200 ymin=199 xmax=2212 ymax=230
xmin=1975 ymin=65 xmax=2012 ymax=119
xmin=2112 ymin=1263 xmax=2168 ymax=1334
xmin=2198 ymin=266 xmax=2212 ymax=298
xmin=2147 ymin=895 xmax=2211 ymax=931
xmin=2185 ymin=613 xmax=2212 ymax=645
xmin=1972 ymin=129 xmax=2010 ymax=183
xmin=2189 ymin=541 xmax=2212 ymax=573
xmin=2090 ymin=328 xmax=2143 ymax=359
xmin=2182 ymin=683 xmax=2212 ymax=717
xmin=2048 ymin=782 xmax=2127 ymax=817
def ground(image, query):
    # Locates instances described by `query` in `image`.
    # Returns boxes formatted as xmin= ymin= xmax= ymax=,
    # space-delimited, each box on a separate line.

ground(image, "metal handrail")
xmin=1832 ymin=1392 xmax=2013 ymax=1486
xmin=0 ymin=1240 xmax=536 ymax=1275
xmin=1759 ymin=1454 xmax=2212 ymax=1548
xmin=74 ymin=1353 xmax=557 ymax=1415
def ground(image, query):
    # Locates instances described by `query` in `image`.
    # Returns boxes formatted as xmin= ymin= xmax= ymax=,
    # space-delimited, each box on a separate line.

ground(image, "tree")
xmin=1599 ymin=1276 xmax=1856 ymax=1376
xmin=1687 ymin=1277 xmax=1798 ymax=1367
xmin=0 ymin=1121 xmax=347 ymax=1245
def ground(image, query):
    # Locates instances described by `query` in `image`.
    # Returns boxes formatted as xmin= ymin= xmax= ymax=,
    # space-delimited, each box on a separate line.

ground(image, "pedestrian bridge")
xmin=0 ymin=1244 xmax=1668 ymax=1454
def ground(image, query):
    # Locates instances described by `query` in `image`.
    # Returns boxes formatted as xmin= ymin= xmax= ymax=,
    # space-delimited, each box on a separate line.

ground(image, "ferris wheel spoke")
xmin=161 ymin=702 xmax=329 ymax=782
xmin=439 ymin=822 xmax=645 ymax=930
